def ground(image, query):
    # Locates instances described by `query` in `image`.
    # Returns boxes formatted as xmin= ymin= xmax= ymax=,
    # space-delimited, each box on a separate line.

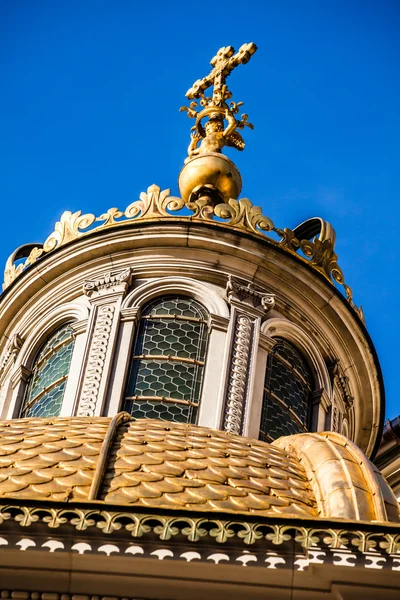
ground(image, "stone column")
xmin=105 ymin=306 xmax=140 ymax=416
xmin=221 ymin=276 xmax=275 ymax=435
xmin=0 ymin=334 xmax=24 ymax=418
xmin=198 ymin=314 xmax=229 ymax=429
xmin=75 ymin=267 xmax=132 ymax=417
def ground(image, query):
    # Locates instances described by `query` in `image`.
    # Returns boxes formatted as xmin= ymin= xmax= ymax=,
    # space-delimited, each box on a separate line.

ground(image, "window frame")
xmin=122 ymin=295 xmax=210 ymax=425
xmin=259 ymin=337 xmax=314 ymax=442
xmin=7 ymin=302 xmax=89 ymax=420
xmin=20 ymin=323 xmax=76 ymax=419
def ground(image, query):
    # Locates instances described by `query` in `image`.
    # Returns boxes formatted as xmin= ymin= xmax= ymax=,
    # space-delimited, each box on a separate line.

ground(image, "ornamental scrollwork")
xmin=0 ymin=503 xmax=400 ymax=555
xmin=43 ymin=210 xmax=97 ymax=252
xmin=2 ymin=184 xmax=360 ymax=318
xmin=125 ymin=184 xmax=185 ymax=220
xmin=214 ymin=198 xmax=275 ymax=234
xmin=77 ymin=304 xmax=115 ymax=417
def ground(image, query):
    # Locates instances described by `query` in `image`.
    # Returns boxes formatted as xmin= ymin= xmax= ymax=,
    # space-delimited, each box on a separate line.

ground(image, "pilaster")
xmin=105 ymin=307 xmax=141 ymax=416
xmin=74 ymin=268 xmax=132 ymax=417
xmin=0 ymin=334 xmax=23 ymax=418
xmin=197 ymin=313 xmax=229 ymax=429
xmin=220 ymin=276 xmax=275 ymax=435
xmin=7 ymin=364 xmax=31 ymax=419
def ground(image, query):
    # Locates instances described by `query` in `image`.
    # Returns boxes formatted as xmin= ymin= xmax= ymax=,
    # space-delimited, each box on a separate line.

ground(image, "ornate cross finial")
xmin=186 ymin=43 xmax=257 ymax=104
xmin=180 ymin=43 xmax=258 ymax=164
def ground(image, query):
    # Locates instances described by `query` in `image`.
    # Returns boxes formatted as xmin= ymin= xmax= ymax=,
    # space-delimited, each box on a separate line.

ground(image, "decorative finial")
xmin=180 ymin=43 xmax=257 ymax=161
xmin=179 ymin=43 xmax=257 ymax=206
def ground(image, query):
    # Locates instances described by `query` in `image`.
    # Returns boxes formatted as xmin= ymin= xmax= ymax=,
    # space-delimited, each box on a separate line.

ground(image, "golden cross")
xmin=186 ymin=43 xmax=257 ymax=101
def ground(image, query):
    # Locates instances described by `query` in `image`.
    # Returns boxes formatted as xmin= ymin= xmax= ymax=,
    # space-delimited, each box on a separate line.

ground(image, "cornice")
xmin=0 ymin=499 xmax=399 ymax=556
xmin=2 ymin=185 xmax=359 ymax=321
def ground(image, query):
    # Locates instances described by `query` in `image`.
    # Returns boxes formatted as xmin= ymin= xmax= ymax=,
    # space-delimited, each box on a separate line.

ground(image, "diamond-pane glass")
xmin=21 ymin=324 xmax=75 ymax=418
xmin=259 ymin=338 xmax=313 ymax=442
xmin=123 ymin=296 xmax=208 ymax=424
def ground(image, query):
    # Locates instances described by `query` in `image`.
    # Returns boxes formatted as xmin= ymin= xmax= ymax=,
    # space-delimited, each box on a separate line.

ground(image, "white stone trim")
xmin=105 ymin=315 xmax=139 ymax=417
xmin=109 ymin=277 xmax=230 ymax=422
xmin=7 ymin=302 xmax=90 ymax=419
xmin=245 ymin=345 xmax=268 ymax=439
xmin=197 ymin=315 xmax=229 ymax=429
xmin=14 ymin=302 xmax=90 ymax=370
xmin=257 ymin=316 xmax=333 ymax=436
xmin=261 ymin=317 xmax=332 ymax=397
xmin=122 ymin=277 xmax=230 ymax=318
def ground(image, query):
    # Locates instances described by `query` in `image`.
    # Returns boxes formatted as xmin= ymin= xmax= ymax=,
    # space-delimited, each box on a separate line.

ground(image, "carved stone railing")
xmin=1 ymin=184 xmax=362 ymax=320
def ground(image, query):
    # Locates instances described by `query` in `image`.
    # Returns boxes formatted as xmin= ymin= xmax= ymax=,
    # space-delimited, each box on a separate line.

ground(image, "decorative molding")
xmin=0 ymin=335 xmax=23 ymax=418
xmin=208 ymin=314 xmax=229 ymax=332
xmin=2 ymin=185 xmax=358 ymax=315
xmin=70 ymin=319 xmax=88 ymax=336
xmin=328 ymin=358 xmax=354 ymax=408
xmin=10 ymin=365 xmax=31 ymax=389
xmin=258 ymin=331 xmax=277 ymax=353
xmin=120 ymin=307 xmax=140 ymax=322
xmin=83 ymin=267 xmax=132 ymax=297
xmin=77 ymin=304 xmax=116 ymax=417
xmin=122 ymin=276 xmax=230 ymax=318
xmin=226 ymin=275 xmax=275 ymax=313
xmin=222 ymin=276 xmax=275 ymax=435
xmin=0 ymin=502 xmax=399 ymax=558
xmin=14 ymin=302 xmax=90 ymax=372
xmin=223 ymin=313 xmax=254 ymax=434
xmin=0 ymin=334 xmax=23 ymax=380
xmin=262 ymin=317 xmax=332 ymax=397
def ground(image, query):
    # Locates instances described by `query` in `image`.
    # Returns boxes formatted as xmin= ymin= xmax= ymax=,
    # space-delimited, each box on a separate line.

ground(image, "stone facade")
xmin=0 ymin=220 xmax=382 ymax=456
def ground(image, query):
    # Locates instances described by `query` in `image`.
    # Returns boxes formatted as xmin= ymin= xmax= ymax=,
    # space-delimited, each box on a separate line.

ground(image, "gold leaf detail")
xmin=214 ymin=198 xmax=275 ymax=233
xmin=43 ymin=210 xmax=96 ymax=252
xmin=125 ymin=185 xmax=185 ymax=220
xmin=97 ymin=208 xmax=124 ymax=228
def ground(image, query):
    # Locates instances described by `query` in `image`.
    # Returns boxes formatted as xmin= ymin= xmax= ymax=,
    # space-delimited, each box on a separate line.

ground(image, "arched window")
xmin=259 ymin=338 xmax=313 ymax=442
xmin=123 ymin=296 xmax=208 ymax=423
xmin=21 ymin=324 xmax=75 ymax=418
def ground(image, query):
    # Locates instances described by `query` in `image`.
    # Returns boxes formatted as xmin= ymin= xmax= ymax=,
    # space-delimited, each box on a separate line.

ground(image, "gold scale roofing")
xmin=0 ymin=415 xmax=398 ymax=523
xmin=0 ymin=45 xmax=389 ymax=528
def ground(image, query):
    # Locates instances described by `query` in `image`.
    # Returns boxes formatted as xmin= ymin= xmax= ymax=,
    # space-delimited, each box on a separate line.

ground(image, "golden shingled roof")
xmin=0 ymin=415 xmax=398 ymax=522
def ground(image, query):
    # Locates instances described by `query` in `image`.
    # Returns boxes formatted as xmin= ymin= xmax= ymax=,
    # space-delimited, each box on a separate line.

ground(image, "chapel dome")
xmin=0 ymin=414 xmax=397 ymax=522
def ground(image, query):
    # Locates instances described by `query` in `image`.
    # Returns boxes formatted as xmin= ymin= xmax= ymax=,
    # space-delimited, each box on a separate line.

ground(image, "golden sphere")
xmin=178 ymin=153 xmax=242 ymax=204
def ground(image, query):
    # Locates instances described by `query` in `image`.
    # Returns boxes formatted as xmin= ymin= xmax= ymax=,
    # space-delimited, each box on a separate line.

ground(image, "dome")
xmin=0 ymin=414 xmax=397 ymax=522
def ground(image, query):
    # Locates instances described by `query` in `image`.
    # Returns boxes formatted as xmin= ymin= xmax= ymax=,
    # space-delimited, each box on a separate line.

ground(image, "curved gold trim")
xmin=1 ymin=185 xmax=361 ymax=320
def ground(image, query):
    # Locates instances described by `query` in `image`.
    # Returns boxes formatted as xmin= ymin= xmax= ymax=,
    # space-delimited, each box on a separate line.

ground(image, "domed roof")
xmin=0 ymin=414 xmax=397 ymax=522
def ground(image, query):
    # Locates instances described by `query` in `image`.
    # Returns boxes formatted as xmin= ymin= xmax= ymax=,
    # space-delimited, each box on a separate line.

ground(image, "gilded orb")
xmin=178 ymin=152 xmax=242 ymax=204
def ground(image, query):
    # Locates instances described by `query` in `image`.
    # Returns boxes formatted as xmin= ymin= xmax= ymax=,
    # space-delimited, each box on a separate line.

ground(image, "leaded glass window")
xmin=21 ymin=324 xmax=75 ymax=418
xmin=259 ymin=338 xmax=313 ymax=442
xmin=123 ymin=296 xmax=208 ymax=424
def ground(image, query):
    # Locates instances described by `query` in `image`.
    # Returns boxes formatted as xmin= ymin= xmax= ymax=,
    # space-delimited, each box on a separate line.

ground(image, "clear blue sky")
xmin=1 ymin=1 xmax=399 ymax=419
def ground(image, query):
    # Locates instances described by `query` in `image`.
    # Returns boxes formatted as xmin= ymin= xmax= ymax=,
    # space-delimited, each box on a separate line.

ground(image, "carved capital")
xmin=0 ymin=333 xmax=24 ymax=379
xmin=120 ymin=307 xmax=140 ymax=323
xmin=258 ymin=332 xmax=277 ymax=353
xmin=83 ymin=267 xmax=132 ymax=298
xmin=208 ymin=314 xmax=229 ymax=332
xmin=70 ymin=319 xmax=88 ymax=336
xmin=226 ymin=275 xmax=275 ymax=315
xmin=328 ymin=358 xmax=354 ymax=408
xmin=10 ymin=365 xmax=31 ymax=388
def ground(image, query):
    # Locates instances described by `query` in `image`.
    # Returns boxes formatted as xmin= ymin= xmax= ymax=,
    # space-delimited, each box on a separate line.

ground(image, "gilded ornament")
xmin=1 ymin=184 xmax=360 ymax=316
xmin=125 ymin=184 xmax=185 ymax=220
xmin=43 ymin=210 xmax=96 ymax=252
xmin=179 ymin=43 xmax=257 ymax=203
xmin=181 ymin=43 xmax=257 ymax=161
xmin=1 ymin=501 xmax=400 ymax=554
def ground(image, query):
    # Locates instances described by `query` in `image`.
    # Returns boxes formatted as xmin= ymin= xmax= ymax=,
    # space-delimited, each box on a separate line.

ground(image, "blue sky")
xmin=1 ymin=1 xmax=399 ymax=419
